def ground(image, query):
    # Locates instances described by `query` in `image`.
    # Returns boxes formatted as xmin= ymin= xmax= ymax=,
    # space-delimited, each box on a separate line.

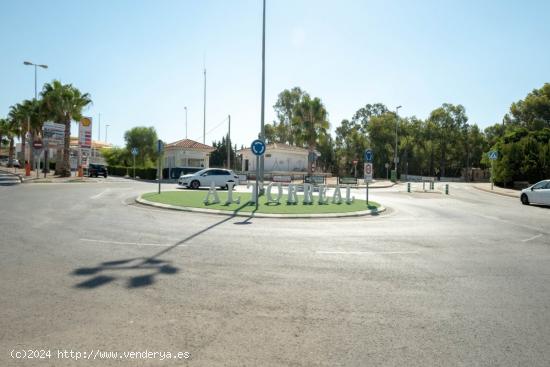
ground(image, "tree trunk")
xmin=20 ymin=133 xmax=26 ymax=163
xmin=308 ymin=144 xmax=315 ymax=175
xmin=440 ymin=143 xmax=446 ymax=178
xmin=429 ymin=147 xmax=434 ymax=177
xmin=8 ymin=138 xmax=15 ymax=166
xmin=60 ymin=116 xmax=71 ymax=177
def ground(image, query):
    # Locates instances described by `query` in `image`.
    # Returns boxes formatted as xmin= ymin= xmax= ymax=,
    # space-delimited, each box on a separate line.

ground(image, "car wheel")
xmin=521 ymin=194 xmax=530 ymax=205
xmin=104 ymin=174 xmax=107 ymax=178
xmin=190 ymin=180 xmax=200 ymax=189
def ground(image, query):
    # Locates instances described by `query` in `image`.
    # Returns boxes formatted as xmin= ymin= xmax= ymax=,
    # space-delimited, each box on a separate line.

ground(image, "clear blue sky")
xmin=1 ymin=0 xmax=549 ymax=147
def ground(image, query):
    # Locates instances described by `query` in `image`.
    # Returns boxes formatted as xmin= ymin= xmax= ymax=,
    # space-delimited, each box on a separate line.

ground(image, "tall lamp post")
xmin=394 ymin=105 xmax=402 ymax=180
xmin=23 ymin=61 xmax=48 ymax=176
xmin=259 ymin=0 xmax=266 ymax=190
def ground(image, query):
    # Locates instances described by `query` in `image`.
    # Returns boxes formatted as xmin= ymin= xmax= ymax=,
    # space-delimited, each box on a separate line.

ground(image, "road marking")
xmin=521 ymin=234 xmax=543 ymax=243
xmin=316 ymin=251 xmax=418 ymax=255
xmin=80 ymin=238 xmax=184 ymax=247
xmin=90 ymin=189 xmax=109 ymax=199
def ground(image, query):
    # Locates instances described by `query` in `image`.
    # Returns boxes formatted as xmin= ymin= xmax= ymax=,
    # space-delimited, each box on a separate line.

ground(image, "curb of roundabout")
xmin=136 ymin=194 xmax=386 ymax=219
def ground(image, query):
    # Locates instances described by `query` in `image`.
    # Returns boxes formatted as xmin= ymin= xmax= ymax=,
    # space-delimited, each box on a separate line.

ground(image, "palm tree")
xmin=8 ymin=100 xmax=45 ymax=168
xmin=0 ymin=118 xmax=9 ymax=156
xmin=8 ymin=103 xmax=27 ymax=163
xmin=292 ymin=95 xmax=329 ymax=173
xmin=4 ymin=116 xmax=21 ymax=166
xmin=41 ymin=80 xmax=92 ymax=176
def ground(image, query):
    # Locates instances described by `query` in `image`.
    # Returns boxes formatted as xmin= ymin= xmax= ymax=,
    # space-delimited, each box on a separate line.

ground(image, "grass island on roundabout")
xmin=138 ymin=182 xmax=385 ymax=218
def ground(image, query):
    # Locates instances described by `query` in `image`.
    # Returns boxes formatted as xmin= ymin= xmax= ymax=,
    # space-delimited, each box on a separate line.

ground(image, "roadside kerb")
xmin=136 ymin=194 xmax=386 ymax=219
xmin=473 ymin=184 xmax=520 ymax=198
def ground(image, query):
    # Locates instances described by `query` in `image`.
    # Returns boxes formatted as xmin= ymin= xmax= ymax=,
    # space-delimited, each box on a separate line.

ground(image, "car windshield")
xmin=193 ymin=169 xmax=209 ymax=175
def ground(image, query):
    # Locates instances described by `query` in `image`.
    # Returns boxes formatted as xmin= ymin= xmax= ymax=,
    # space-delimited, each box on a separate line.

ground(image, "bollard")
xmin=407 ymin=182 xmax=411 ymax=193
xmin=431 ymin=181 xmax=434 ymax=190
xmin=445 ymin=184 xmax=449 ymax=195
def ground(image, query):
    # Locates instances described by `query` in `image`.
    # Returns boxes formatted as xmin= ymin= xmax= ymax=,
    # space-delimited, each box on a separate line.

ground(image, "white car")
xmin=520 ymin=180 xmax=550 ymax=206
xmin=178 ymin=168 xmax=239 ymax=189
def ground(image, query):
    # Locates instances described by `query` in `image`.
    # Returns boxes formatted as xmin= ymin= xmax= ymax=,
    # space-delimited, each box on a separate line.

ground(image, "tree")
xmin=8 ymin=103 xmax=28 ymax=162
xmin=209 ymin=137 xmax=236 ymax=169
xmin=272 ymin=87 xmax=306 ymax=145
xmin=41 ymin=80 xmax=92 ymax=176
xmin=366 ymin=112 xmax=398 ymax=178
xmin=292 ymin=95 xmax=330 ymax=173
xmin=0 ymin=118 xmax=8 ymax=148
xmin=490 ymin=84 xmax=550 ymax=185
xmin=491 ymin=128 xmax=550 ymax=184
xmin=101 ymin=147 xmax=130 ymax=167
xmin=316 ymin=134 xmax=336 ymax=173
xmin=427 ymin=104 xmax=468 ymax=177
xmin=123 ymin=126 xmax=158 ymax=167
xmin=504 ymin=83 xmax=550 ymax=130
xmin=351 ymin=103 xmax=389 ymax=129
xmin=4 ymin=115 xmax=20 ymax=166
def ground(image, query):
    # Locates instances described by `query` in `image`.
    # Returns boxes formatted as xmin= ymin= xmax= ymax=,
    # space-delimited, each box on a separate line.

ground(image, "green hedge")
xmin=108 ymin=166 xmax=158 ymax=180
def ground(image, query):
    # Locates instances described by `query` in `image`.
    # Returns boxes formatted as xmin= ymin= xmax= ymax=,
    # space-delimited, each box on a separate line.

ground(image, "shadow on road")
xmin=72 ymin=203 xmax=257 ymax=289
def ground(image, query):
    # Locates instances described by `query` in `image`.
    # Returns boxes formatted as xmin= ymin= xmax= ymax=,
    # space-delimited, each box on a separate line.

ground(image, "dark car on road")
xmin=88 ymin=164 xmax=108 ymax=178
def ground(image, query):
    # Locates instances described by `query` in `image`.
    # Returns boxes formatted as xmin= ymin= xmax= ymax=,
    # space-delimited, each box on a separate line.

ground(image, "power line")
xmin=192 ymin=115 xmax=228 ymax=143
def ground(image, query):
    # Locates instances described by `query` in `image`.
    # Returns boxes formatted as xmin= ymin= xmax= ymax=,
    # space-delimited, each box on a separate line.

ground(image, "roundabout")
xmin=137 ymin=190 xmax=385 ymax=218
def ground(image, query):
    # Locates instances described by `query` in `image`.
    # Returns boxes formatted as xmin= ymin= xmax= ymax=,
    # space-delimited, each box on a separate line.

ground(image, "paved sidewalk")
xmin=473 ymin=182 xmax=521 ymax=198
xmin=1 ymin=167 xmax=98 ymax=184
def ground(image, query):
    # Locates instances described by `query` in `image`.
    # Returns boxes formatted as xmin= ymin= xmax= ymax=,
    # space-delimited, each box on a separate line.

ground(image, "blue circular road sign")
xmin=364 ymin=149 xmax=373 ymax=162
xmin=251 ymin=139 xmax=266 ymax=156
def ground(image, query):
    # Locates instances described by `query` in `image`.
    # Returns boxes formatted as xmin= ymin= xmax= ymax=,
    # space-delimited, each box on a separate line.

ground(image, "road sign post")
xmin=251 ymin=139 xmax=266 ymax=210
xmin=32 ymin=140 xmax=43 ymax=178
xmin=131 ymin=147 xmax=138 ymax=179
xmin=488 ymin=151 xmax=498 ymax=190
xmin=364 ymin=149 xmax=373 ymax=206
xmin=157 ymin=140 xmax=164 ymax=194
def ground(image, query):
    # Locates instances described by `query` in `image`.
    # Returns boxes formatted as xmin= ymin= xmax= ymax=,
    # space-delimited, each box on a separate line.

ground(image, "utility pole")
xmin=184 ymin=106 xmax=188 ymax=139
xmin=98 ymin=113 xmax=101 ymax=141
xmin=227 ymin=115 xmax=231 ymax=169
xmin=105 ymin=124 xmax=110 ymax=144
xmin=259 ymin=0 xmax=266 ymax=189
xmin=203 ymin=68 xmax=206 ymax=144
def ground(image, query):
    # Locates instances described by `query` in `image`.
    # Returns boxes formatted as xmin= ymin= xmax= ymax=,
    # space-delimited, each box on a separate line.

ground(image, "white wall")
xmin=164 ymin=149 xmax=210 ymax=168
xmin=241 ymin=150 xmax=307 ymax=172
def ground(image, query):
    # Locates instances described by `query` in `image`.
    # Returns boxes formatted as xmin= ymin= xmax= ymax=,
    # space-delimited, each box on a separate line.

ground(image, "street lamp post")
xmin=394 ymin=105 xmax=402 ymax=179
xmin=23 ymin=61 xmax=48 ymax=176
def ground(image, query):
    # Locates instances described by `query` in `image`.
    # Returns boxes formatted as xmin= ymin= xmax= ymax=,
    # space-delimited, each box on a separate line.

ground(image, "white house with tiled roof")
xmin=237 ymin=143 xmax=309 ymax=172
xmin=164 ymin=139 xmax=215 ymax=169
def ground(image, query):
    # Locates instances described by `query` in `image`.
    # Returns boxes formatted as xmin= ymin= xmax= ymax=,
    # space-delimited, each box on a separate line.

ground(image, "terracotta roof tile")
xmin=165 ymin=139 xmax=214 ymax=151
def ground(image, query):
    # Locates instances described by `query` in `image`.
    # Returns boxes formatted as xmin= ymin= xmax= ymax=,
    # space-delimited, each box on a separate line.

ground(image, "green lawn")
xmin=142 ymin=190 xmax=380 ymax=215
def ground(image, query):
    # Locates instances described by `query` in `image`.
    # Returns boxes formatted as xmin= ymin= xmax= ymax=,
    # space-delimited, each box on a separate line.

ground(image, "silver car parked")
xmin=520 ymin=180 xmax=550 ymax=206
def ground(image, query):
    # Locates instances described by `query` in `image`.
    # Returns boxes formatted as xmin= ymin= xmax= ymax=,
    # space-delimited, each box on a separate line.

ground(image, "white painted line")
xmin=316 ymin=251 xmax=418 ymax=255
xmin=521 ymin=234 xmax=543 ymax=243
xmin=80 ymin=238 xmax=184 ymax=247
xmin=90 ymin=189 xmax=109 ymax=199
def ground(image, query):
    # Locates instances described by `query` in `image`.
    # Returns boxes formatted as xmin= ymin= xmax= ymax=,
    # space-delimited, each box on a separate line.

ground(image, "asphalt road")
xmin=1 ymin=178 xmax=549 ymax=366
